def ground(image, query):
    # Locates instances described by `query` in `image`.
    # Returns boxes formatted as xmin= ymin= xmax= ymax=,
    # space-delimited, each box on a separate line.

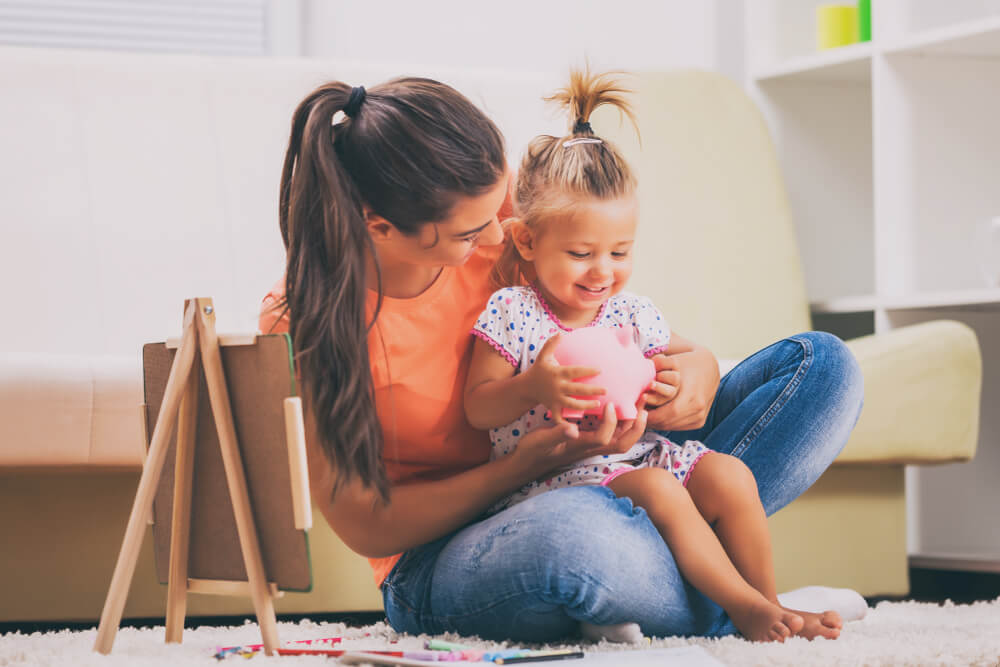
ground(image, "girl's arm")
xmin=646 ymin=331 xmax=720 ymax=431
xmin=463 ymin=338 xmax=540 ymax=429
xmin=308 ymin=401 xmax=648 ymax=558
xmin=464 ymin=336 xmax=605 ymax=430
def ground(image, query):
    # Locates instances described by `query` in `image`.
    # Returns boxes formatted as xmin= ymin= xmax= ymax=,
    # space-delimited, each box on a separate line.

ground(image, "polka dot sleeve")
xmin=621 ymin=293 xmax=671 ymax=357
xmin=471 ymin=287 xmax=525 ymax=368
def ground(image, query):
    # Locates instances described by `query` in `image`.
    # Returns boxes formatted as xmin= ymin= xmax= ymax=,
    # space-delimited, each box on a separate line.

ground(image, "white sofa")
xmin=0 ymin=46 xmax=980 ymax=623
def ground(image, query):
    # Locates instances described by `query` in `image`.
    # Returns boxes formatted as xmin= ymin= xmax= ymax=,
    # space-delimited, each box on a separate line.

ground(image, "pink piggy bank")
xmin=553 ymin=326 xmax=655 ymax=421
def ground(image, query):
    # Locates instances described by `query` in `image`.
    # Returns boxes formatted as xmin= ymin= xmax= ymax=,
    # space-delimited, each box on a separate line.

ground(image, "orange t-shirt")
xmin=259 ymin=245 xmax=503 ymax=587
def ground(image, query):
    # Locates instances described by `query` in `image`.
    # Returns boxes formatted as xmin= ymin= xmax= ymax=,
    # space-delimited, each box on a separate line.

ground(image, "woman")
xmin=260 ymin=76 xmax=864 ymax=641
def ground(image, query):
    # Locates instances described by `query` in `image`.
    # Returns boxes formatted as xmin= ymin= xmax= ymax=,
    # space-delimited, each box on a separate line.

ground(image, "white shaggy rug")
xmin=2 ymin=599 xmax=1000 ymax=666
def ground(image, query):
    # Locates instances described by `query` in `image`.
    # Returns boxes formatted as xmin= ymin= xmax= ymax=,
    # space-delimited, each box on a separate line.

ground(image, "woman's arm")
xmin=645 ymin=332 xmax=720 ymax=431
xmin=309 ymin=402 xmax=647 ymax=558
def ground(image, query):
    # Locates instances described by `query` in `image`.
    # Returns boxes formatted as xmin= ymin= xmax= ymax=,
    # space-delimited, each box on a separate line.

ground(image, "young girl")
xmin=464 ymin=70 xmax=842 ymax=643
xmin=261 ymin=72 xmax=863 ymax=644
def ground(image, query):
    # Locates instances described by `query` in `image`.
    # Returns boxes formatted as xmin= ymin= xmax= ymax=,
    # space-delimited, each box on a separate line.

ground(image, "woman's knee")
xmin=791 ymin=331 xmax=863 ymax=412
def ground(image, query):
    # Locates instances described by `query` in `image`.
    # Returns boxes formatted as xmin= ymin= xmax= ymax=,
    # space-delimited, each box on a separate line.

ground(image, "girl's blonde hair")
xmin=491 ymin=68 xmax=639 ymax=288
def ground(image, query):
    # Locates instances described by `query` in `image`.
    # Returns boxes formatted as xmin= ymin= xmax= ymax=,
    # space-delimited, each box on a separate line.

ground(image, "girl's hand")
xmin=524 ymin=334 xmax=606 ymax=423
xmin=513 ymin=402 xmax=648 ymax=475
xmin=646 ymin=350 xmax=719 ymax=431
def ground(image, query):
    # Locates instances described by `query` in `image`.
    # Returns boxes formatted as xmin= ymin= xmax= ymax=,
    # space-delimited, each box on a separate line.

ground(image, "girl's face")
xmin=520 ymin=196 xmax=638 ymax=321
xmin=372 ymin=177 xmax=508 ymax=269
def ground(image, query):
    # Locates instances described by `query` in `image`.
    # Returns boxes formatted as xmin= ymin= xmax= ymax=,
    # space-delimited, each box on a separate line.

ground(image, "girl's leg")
xmin=686 ymin=452 xmax=841 ymax=640
xmin=383 ymin=485 xmax=737 ymax=642
xmin=606 ymin=467 xmax=803 ymax=643
xmin=664 ymin=332 xmax=864 ymax=516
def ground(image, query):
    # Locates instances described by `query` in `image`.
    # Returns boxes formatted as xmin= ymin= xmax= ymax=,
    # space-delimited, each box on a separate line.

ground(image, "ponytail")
xmin=282 ymin=82 xmax=387 ymax=501
xmin=280 ymin=78 xmax=505 ymax=502
xmin=546 ymin=68 xmax=638 ymax=141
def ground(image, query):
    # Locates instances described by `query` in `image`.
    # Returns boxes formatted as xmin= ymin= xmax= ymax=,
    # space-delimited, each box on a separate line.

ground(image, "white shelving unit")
xmin=745 ymin=0 xmax=1000 ymax=573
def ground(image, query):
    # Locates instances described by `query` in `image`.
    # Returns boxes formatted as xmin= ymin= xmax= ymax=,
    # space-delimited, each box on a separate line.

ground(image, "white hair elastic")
xmin=563 ymin=137 xmax=603 ymax=148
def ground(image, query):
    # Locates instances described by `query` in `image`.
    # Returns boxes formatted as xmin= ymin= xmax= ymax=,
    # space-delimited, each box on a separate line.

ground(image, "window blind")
xmin=0 ymin=0 xmax=268 ymax=56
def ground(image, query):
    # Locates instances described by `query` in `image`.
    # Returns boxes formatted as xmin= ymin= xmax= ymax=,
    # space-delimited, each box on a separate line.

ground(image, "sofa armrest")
xmin=836 ymin=320 xmax=981 ymax=465
xmin=0 ymin=354 xmax=144 ymax=468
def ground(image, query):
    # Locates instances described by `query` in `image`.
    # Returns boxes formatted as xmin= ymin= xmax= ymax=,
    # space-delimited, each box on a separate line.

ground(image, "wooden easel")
xmin=94 ymin=298 xmax=308 ymax=656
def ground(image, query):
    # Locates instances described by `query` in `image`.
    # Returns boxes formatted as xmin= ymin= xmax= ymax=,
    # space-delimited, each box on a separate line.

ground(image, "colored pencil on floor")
xmin=494 ymin=649 xmax=585 ymax=664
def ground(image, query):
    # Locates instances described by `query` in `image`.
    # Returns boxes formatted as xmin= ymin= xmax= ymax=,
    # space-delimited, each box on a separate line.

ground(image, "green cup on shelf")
xmin=858 ymin=0 xmax=872 ymax=42
xmin=817 ymin=4 xmax=859 ymax=50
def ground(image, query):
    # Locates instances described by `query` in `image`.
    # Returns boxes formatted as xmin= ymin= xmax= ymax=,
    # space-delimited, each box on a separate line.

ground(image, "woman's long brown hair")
xmin=278 ymin=78 xmax=505 ymax=502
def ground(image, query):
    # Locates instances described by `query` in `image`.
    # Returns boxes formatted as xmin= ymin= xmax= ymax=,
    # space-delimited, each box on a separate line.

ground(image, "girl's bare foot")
xmin=783 ymin=607 xmax=843 ymax=640
xmin=729 ymin=598 xmax=804 ymax=643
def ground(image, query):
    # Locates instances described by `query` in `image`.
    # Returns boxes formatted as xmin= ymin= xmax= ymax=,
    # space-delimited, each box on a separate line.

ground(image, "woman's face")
xmin=376 ymin=177 xmax=508 ymax=268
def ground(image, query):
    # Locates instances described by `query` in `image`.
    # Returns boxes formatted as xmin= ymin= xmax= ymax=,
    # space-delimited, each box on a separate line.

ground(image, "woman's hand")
xmin=643 ymin=373 xmax=679 ymax=409
xmin=523 ymin=334 xmax=606 ymax=423
xmin=513 ymin=401 xmax=648 ymax=476
xmin=645 ymin=339 xmax=720 ymax=431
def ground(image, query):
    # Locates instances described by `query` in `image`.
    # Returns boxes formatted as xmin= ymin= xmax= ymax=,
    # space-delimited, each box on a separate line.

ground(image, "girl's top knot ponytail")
xmin=573 ymin=119 xmax=593 ymax=135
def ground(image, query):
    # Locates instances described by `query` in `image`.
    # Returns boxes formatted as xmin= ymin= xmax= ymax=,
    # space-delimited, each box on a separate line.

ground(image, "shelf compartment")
xmin=874 ymin=55 xmax=1000 ymax=296
xmin=755 ymin=81 xmax=874 ymax=304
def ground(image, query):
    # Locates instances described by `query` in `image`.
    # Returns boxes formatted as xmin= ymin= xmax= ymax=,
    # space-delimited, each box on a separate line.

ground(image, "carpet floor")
xmin=2 ymin=598 xmax=999 ymax=666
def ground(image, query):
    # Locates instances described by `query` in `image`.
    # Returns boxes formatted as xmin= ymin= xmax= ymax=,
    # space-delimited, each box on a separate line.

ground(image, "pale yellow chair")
xmin=595 ymin=70 xmax=981 ymax=596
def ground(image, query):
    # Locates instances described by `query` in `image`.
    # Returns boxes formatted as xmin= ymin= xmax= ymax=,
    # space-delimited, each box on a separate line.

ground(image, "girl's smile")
xmin=575 ymin=283 xmax=610 ymax=299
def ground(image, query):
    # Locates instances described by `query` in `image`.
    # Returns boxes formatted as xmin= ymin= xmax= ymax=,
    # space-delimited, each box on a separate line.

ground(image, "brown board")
xmin=142 ymin=333 xmax=312 ymax=591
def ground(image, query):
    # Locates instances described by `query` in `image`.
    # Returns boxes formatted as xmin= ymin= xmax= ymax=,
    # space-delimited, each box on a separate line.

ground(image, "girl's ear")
xmin=509 ymin=219 xmax=536 ymax=261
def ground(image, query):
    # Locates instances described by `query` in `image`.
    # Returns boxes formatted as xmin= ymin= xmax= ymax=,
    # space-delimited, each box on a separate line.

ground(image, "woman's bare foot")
xmin=729 ymin=598 xmax=804 ymax=643
xmin=782 ymin=607 xmax=843 ymax=640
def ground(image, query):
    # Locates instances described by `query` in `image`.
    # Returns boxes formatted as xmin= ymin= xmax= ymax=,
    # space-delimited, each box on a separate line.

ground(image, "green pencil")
xmin=425 ymin=638 xmax=477 ymax=651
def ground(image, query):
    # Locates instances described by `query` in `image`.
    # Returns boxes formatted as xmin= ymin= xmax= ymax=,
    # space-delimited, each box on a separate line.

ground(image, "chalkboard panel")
xmin=142 ymin=333 xmax=311 ymax=592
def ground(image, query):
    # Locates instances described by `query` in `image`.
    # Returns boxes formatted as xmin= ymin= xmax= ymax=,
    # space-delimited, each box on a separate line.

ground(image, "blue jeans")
xmin=382 ymin=332 xmax=863 ymax=641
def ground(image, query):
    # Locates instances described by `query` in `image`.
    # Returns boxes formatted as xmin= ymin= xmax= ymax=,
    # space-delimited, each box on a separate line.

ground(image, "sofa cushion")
xmin=0 ymin=353 xmax=143 ymax=467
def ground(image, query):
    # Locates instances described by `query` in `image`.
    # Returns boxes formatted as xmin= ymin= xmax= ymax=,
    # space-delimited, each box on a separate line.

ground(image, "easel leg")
xmin=195 ymin=299 xmax=280 ymax=655
xmin=165 ymin=353 xmax=200 ymax=643
xmin=94 ymin=305 xmax=200 ymax=654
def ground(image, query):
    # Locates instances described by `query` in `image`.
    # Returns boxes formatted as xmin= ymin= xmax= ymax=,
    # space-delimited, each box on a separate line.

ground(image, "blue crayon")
xmin=483 ymin=649 xmax=526 ymax=662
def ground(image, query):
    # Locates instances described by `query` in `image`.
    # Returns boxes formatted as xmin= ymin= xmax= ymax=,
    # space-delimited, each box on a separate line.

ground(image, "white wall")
xmin=297 ymin=0 xmax=744 ymax=82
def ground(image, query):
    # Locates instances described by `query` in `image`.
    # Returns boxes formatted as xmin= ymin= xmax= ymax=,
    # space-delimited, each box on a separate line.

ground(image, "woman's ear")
xmin=365 ymin=211 xmax=395 ymax=243
xmin=509 ymin=219 xmax=536 ymax=261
